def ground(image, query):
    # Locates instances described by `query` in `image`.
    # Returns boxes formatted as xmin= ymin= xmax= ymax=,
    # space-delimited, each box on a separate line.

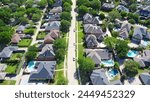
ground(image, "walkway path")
xmin=67 ymin=0 xmax=78 ymax=85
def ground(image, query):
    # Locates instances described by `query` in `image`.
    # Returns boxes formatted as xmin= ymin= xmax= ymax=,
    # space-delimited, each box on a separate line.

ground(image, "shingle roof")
xmin=86 ymin=34 xmax=98 ymax=48
xmin=29 ymin=61 xmax=56 ymax=80
xmin=90 ymin=69 xmax=122 ymax=85
xmin=0 ymin=46 xmax=18 ymax=58
xmin=44 ymin=35 xmax=55 ymax=44
xmin=0 ymin=72 xmax=6 ymax=80
xmin=83 ymin=13 xmax=93 ymax=24
xmin=119 ymin=28 xmax=129 ymax=39
xmin=0 ymin=64 xmax=7 ymax=72
xmin=11 ymin=34 xmax=21 ymax=43
xmin=16 ymin=25 xmax=25 ymax=32
xmin=84 ymin=24 xmax=103 ymax=34
xmin=121 ymin=23 xmax=131 ymax=32
xmin=45 ymin=21 xmax=60 ymax=31
xmin=49 ymin=29 xmax=59 ymax=39
xmin=116 ymin=5 xmax=129 ymax=12
xmin=50 ymin=6 xmax=62 ymax=13
xmin=139 ymin=73 xmax=150 ymax=85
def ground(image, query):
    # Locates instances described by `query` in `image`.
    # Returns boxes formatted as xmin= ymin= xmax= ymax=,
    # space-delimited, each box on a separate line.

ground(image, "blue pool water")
xmin=27 ymin=61 xmax=36 ymax=72
xmin=101 ymin=60 xmax=114 ymax=67
xmin=127 ymin=50 xmax=138 ymax=58
xmin=108 ymin=69 xmax=118 ymax=78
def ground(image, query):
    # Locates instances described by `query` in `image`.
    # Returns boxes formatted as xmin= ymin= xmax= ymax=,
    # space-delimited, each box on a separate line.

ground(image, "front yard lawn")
xmin=0 ymin=80 xmax=16 ymax=85
xmin=8 ymin=53 xmax=23 ymax=61
xmin=18 ymin=39 xmax=32 ymax=47
xmin=37 ymin=32 xmax=46 ymax=40
xmin=5 ymin=63 xmax=19 ymax=74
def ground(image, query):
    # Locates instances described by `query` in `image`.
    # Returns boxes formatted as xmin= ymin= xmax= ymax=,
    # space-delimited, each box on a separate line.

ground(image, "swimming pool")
xmin=107 ymin=69 xmax=119 ymax=79
xmin=101 ymin=60 xmax=114 ymax=67
xmin=26 ymin=61 xmax=36 ymax=72
xmin=127 ymin=50 xmax=138 ymax=58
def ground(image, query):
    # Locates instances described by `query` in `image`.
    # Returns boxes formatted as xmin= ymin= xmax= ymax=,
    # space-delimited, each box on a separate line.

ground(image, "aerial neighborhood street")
xmin=0 ymin=0 xmax=150 ymax=85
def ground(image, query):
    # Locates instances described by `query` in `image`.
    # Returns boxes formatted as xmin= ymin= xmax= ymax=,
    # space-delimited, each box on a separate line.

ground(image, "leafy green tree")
xmin=124 ymin=60 xmax=139 ymax=77
xmin=63 ymin=2 xmax=71 ymax=12
xmin=109 ymin=10 xmax=121 ymax=22
xmin=38 ymin=0 xmax=47 ymax=8
xmin=78 ymin=5 xmax=89 ymax=16
xmin=32 ymin=13 xmax=41 ymax=22
xmin=77 ymin=0 xmax=90 ymax=7
xmin=62 ymin=0 xmax=72 ymax=5
xmin=99 ymin=13 xmax=105 ymax=20
xmin=47 ymin=0 xmax=54 ymax=7
xmin=60 ymin=20 xmax=71 ymax=33
xmin=129 ymin=4 xmax=137 ymax=12
xmin=108 ymin=23 xmax=114 ymax=32
xmin=116 ymin=40 xmax=129 ymax=58
xmin=90 ymin=0 xmax=101 ymax=10
xmin=112 ymin=31 xmax=119 ymax=37
xmin=121 ymin=11 xmax=127 ymax=19
xmin=25 ymin=0 xmax=34 ymax=8
xmin=114 ymin=62 xmax=119 ymax=69
xmin=60 ymin=12 xmax=72 ymax=21
xmin=9 ymin=3 xmax=18 ymax=12
xmin=0 ymin=7 xmax=12 ymax=24
xmin=128 ymin=19 xmax=135 ymax=24
xmin=78 ymin=57 xmax=95 ymax=73
xmin=55 ymin=49 xmax=65 ymax=63
xmin=53 ymin=38 xmax=67 ymax=50
xmin=104 ymin=37 xmax=117 ymax=50
xmin=25 ymin=51 xmax=37 ymax=63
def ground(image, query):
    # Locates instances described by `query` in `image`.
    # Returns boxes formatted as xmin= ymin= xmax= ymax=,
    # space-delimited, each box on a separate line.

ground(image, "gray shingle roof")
xmin=0 ymin=72 xmax=6 ymax=80
xmin=90 ymin=69 xmax=122 ymax=85
xmin=139 ymin=73 xmax=150 ymax=85
xmin=45 ymin=21 xmax=60 ymax=31
xmin=119 ymin=28 xmax=129 ymax=39
xmin=0 ymin=64 xmax=7 ymax=72
xmin=29 ymin=61 xmax=56 ymax=80
xmin=50 ymin=6 xmax=62 ymax=13
xmin=86 ymin=34 xmax=98 ymax=48
xmin=116 ymin=5 xmax=129 ymax=12
xmin=102 ymin=3 xmax=115 ymax=10
xmin=0 ymin=46 xmax=18 ymax=58
xmin=83 ymin=13 xmax=101 ymax=24
xmin=84 ymin=24 xmax=103 ymax=34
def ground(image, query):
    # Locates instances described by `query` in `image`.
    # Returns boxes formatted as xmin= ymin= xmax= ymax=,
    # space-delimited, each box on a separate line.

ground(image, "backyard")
xmin=7 ymin=53 xmax=23 ymax=61
xmin=18 ymin=39 xmax=32 ymax=47
xmin=5 ymin=63 xmax=19 ymax=74
xmin=37 ymin=32 xmax=47 ymax=40
xmin=0 ymin=80 xmax=16 ymax=85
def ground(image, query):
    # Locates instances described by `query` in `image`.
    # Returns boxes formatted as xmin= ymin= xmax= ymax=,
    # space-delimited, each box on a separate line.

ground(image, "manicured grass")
xmin=78 ymin=21 xmax=84 ymax=43
xmin=37 ymin=32 xmax=46 ymax=40
xmin=137 ymin=68 xmax=150 ymax=75
xmin=54 ymin=71 xmax=68 ymax=85
xmin=0 ymin=80 xmax=16 ymax=85
xmin=18 ymin=39 xmax=32 ymax=47
xmin=78 ymin=44 xmax=84 ymax=59
xmin=8 ymin=53 xmax=23 ymax=61
xmin=5 ymin=63 xmax=19 ymax=74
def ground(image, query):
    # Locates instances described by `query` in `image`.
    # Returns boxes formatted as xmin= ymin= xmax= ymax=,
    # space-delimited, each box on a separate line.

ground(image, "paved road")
xmin=67 ymin=0 xmax=78 ymax=85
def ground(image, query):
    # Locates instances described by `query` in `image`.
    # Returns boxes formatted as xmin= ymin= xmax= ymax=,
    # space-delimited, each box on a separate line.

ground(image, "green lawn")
xmin=78 ymin=21 xmax=84 ymax=43
xmin=18 ymin=39 xmax=32 ymax=47
xmin=8 ymin=53 xmax=23 ymax=61
xmin=0 ymin=80 xmax=16 ymax=85
xmin=37 ymin=32 xmax=46 ymax=40
xmin=5 ymin=63 xmax=19 ymax=74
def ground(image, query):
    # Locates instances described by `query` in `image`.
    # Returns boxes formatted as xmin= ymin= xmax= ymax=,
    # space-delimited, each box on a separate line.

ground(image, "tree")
xmin=99 ymin=13 xmax=105 ymax=20
xmin=121 ymin=11 xmax=127 ymax=19
xmin=25 ymin=0 xmax=34 ymax=8
xmin=101 ymin=24 xmax=106 ymax=32
xmin=47 ymin=0 xmax=54 ymax=7
xmin=129 ymin=4 xmax=137 ymax=12
xmin=108 ymin=23 xmax=114 ymax=32
xmin=114 ymin=62 xmax=119 ymax=69
xmin=112 ymin=31 xmax=119 ymax=37
xmin=109 ymin=10 xmax=121 ymax=22
xmin=77 ymin=0 xmax=90 ymax=7
xmin=62 ymin=0 xmax=72 ymax=5
xmin=128 ymin=19 xmax=135 ymax=24
xmin=55 ymin=49 xmax=65 ymax=63
xmin=78 ymin=5 xmax=89 ymax=16
xmin=90 ymin=0 xmax=101 ymax=11
xmin=60 ymin=20 xmax=71 ymax=33
xmin=53 ymin=38 xmax=67 ymax=50
xmin=63 ymin=2 xmax=71 ymax=12
xmin=60 ymin=12 xmax=72 ymax=21
xmin=124 ymin=60 xmax=139 ymax=77
xmin=32 ymin=13 xmax=41 ymax=22
xmin=0 ymin=7 xmax=12 ymax=24
xmin=78 ymin=57 xmax=95 ymax=73
xmin=25 ymin=51 xmax=37 ymax=63
xmin=116 ymin=40 xmax=129 ymax=58
xmin=104 ymin=37 xmax=117 ymax=50
xmin=9 ymin=3 xmax=18 ymax=12
xmin=38 ymin=0 xmax=47 ymax=8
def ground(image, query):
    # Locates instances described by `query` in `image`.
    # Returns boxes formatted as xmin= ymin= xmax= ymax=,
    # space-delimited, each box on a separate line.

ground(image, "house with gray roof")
xmin=52 ymin=0 xmax=62 ymax=7
xmin=45 ymin=21 xmax=60 ymax=32
xmin=83 ymin=13 xmax=101 ymax=24
xmin=86 ymin=49 xmax=112 ymax=66
xmin=139 ymin=5 xmax=150 ymax=19
xmin=102 ymin=3 xmax=115 ymax=11
xmin=0 ymin=64 xmax=7 ymax=72
xmin=116 ymin=5 xmax=129 ymax=12
xmin=0 ymin=46 xmax=18 ymax=59
xmin=86 ymin=34 xmax=99 ymax=48
xmin=90 ymin=69 xmax=122 ymax=85
xmin=50 ymin=6 xmax=62 ymax=13
xmin=29 ymin=61 xmax=56 ymax=81
xmin=46 ymin=13 xmax=60 ymax=21
xmin=16 ymin=25 xmax=25 ymax=34
xmin=132 ymin=27 xmax=149 ymax=43
xmin=37 ymin=44 xmax=55 ymax=61
xmin=0 ymin=72 xmax=6 ymax=80
xmin=139 ymin=73 xmax=150 ymax=85
xmin=84 ymin=24 xmax=105 ymax=41
xmin=134 ymin=50 xmax=150 ymax=67
xmin=119 ymin=23 xmax=131 ymax=39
